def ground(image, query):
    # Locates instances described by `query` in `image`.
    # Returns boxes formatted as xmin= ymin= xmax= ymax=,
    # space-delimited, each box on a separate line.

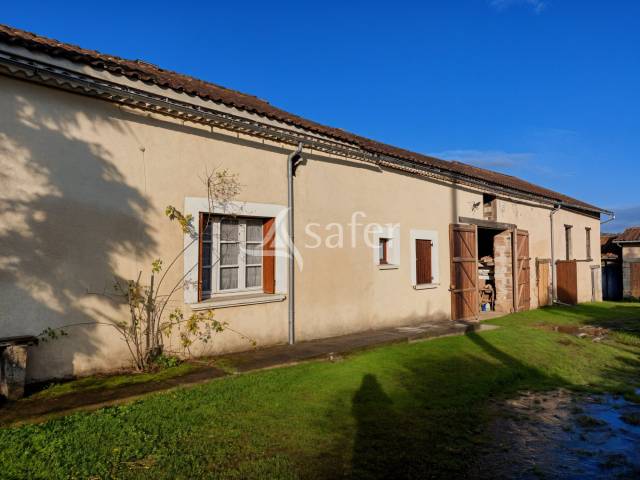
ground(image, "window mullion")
xmin=213 ymin=218 xmax=221 ymax=292
xmin=239 ymin=220 xmax=247 ymax=289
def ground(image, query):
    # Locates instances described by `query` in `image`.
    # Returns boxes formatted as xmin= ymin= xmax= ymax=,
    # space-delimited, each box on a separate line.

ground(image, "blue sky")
xmin=2 ymin=0 xmax=638 ymax=231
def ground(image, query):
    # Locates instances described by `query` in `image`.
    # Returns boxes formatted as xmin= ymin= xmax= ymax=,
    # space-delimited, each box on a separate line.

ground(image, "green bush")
xmin=152 ymin=354 xmax=182 ymax=369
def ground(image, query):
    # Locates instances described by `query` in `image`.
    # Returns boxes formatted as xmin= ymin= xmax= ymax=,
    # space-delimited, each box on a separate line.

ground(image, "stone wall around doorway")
xmin=494 ymin=231 xmax=514 ymax=313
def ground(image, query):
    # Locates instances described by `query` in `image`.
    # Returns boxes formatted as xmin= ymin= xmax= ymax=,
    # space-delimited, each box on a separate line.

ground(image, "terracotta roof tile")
xmin=0 ymin=23 xmax=607 ymax=214
xmin=616 ymin=227 xmax=640 ymax=242
xmin=601 ymin=234 xmax=622 ymax=259
xmin=601 ymin=233 xmax=618 ymax=246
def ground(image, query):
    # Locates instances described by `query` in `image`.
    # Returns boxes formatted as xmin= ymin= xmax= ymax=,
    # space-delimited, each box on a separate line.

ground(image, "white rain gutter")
xmin=600 ymin=212 xmax=616 ymax=226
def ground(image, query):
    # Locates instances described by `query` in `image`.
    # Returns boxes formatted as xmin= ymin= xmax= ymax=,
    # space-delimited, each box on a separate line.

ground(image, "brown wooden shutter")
xmin=262 ymin=218 xmax=276 ymax=294
xmin=632 ymin=263 xmax=640 ymax=298
xmin=198 ymin=213 xmax=214 ymax=301
xmin=379 ymin=238 xmax=389 ymax=264
xmin=197 ymin=213 xmax=205 ymax=302
xmin=416 ymin=239 xmax=433 ymax=285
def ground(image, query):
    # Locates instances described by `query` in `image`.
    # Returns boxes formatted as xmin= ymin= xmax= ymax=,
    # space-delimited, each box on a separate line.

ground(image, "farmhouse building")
xmin=0 ymin=25 xmax=610 ymax=382
xmin=614 ymin=228 xmax=640 ymax=299
xmin=601 ymin=233 xmax=623 ymax=300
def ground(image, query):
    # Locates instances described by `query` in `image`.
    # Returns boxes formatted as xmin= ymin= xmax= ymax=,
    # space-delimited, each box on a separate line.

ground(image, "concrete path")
xmin=225 ymin=321 xmax=495 ymax=372
xmin=0 ymin=320 xmax=498 ymax=426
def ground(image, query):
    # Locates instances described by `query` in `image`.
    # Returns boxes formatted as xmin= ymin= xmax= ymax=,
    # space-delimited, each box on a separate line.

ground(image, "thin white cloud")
xmin=432 ymin=149 xmax=574 ymax=178
xmin=432 ymin=149 xmax=534 ymax=168
xmin=489 ymin=0 xmax=548 ymax=14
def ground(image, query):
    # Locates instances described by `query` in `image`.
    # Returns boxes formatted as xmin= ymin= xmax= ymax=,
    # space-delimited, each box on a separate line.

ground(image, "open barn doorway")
xmin=451 ymin=219 xmax=519 ymax=321
xmin=477 ymin=227 xmax=514 ymax=317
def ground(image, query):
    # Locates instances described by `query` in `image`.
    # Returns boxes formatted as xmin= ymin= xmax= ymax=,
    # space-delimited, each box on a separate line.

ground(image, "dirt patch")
xmin=536 ymin=324 xmax=610 ymax=342
xmin=0 ymin=365 xmax=226 ymax=426
xmin=476 ymin=389 xmax=640 ymax=479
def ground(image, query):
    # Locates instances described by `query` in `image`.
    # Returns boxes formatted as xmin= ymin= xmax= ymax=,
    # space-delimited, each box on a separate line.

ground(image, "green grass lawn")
xmin=1 ymin=302 xmax=639 ymax=479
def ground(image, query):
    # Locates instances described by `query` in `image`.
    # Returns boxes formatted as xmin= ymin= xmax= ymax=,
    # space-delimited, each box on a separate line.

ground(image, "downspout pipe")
xmin=287 ymin=143 xmax=304 ymax=345
xmin=550 ymin=205 xmax=561 ymax=303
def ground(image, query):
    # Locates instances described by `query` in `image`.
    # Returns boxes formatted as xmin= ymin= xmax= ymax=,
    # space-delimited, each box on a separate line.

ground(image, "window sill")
xmin=413 ymin=283 xmax=439 ymax=290
xmin=378 ymin=264 xmax=399 ymax=270
xmin=190 ymin=293 xmax=286 ymax=310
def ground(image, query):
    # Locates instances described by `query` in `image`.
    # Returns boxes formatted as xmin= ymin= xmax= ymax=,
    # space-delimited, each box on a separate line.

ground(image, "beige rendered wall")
xmin=495 ymin=199 xmax=602 ymax=307
xmin=292 ymin=155 xmax=484 ymax=341
xmin=623 ymin=245 xmax=640 ymax=261
xmin=0 ymin=72 xmax=603 ymax=382
xmin=0 ymin=76 xmax=291 ymax=381
xmin=0 ymin=74 xmax=487 ymax=380
xmin=0 ymin=74 xmax=484 ymax=380
xmin=575 ymin=261 xmax=601 ymax=303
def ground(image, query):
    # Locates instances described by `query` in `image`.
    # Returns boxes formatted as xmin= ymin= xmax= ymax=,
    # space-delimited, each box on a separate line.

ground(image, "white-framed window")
xmin=410 ymin=229 xmax=439 ymax=288
xmin=183 ymin=198 xmax=288 ymax=305
xmin=372 ymin=225 xmax=400 ymax=268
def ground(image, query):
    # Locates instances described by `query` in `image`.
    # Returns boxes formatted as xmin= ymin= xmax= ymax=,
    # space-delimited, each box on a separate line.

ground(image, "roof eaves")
xmin=0 ymin=23 xmax=611 ymax=216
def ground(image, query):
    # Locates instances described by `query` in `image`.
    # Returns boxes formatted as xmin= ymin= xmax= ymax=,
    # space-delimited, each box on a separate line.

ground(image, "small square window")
xmin=378 ymin=238 xmax=389 ymax=265
xmin=373 ymin=226 xmax=400 ymax=268
xmin=410 ymin=230 xmax=439 ymax=288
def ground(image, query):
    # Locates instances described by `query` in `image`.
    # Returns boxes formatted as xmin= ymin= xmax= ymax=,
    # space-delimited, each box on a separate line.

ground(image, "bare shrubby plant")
xmin=203 ymin=167 xmax=241 ymax=214
xmin=41 ymin=168 xmax=254 ymax=371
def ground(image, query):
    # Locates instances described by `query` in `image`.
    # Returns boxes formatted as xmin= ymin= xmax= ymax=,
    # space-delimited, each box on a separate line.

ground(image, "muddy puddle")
xmin=476 ymin=389 xmax=640 ymax=479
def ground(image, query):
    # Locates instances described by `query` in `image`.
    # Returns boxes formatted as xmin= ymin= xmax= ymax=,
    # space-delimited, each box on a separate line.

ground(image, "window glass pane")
xmin=202 ymin=242 xmax=212 ymax=266
xmin=201 ymin=266 xmax=211 ymax=293
xmin=246 ymin=219 xmax=263 ymax=242
xmin=246 ymin=266 xmax=262 ymax=288
xmin=220 ymin=267 xmax=239 ymax=290
xmin=246 ymin=243 xmax=262 ymax=265
xmin=202 ymin=215 xmax=213 ymax=241
xmin=220 ymin=218 xmax=239 ymax=241
xmin=220 ymin=243 xmax=239 ymax=266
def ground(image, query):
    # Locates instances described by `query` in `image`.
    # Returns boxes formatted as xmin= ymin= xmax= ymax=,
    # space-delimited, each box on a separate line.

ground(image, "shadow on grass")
xmin=340 ymin=331 xmax=566 ymax=479
xmin=351 ymin=374 xmax=403 ymax=479
xmin=340 ymin=306 xmax=640 ymax=479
